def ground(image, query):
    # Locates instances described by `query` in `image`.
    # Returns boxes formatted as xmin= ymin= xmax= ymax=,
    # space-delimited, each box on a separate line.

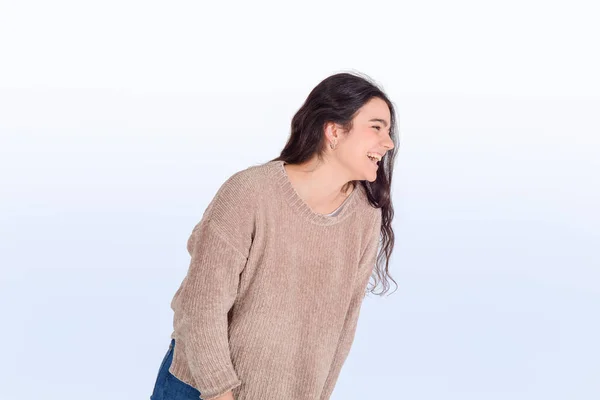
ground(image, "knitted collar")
xmin=270 ymin=160 xmax=361 ymax=226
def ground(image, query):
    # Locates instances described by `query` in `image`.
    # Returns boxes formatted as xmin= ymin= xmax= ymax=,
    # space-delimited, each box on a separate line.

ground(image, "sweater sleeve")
xmin=319 ymin=209 xmax=382 ymax=400
xmin=171 ymin=172 xmax=257 ymax=400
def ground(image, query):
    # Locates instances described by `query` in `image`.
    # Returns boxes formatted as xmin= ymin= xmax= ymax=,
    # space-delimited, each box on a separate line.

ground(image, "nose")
xmin=382 ymin=137 xmax=394 ymax=150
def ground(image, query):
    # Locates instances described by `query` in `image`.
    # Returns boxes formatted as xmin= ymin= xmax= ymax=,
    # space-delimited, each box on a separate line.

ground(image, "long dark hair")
xmin=269 ymin=71 xmax=399 ymax=296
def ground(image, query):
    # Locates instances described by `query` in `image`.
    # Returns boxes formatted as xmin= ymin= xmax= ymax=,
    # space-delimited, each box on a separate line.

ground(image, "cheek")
xmin=348 ymin=132 xmax=373 ymax=151
xmin=347 ymin=145 xmax=367 ymax=160
xmin=340 ymin=132 xmax=373 ymax=161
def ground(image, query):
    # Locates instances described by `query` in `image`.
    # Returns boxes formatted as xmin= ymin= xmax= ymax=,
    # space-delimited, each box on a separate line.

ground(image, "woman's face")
xmin=328 ymin=97 xmax=395 ymax=182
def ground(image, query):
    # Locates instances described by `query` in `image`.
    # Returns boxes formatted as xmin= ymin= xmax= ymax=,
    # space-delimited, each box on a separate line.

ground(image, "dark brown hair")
xmin=269 ymin=71 xmax=399 ymax=296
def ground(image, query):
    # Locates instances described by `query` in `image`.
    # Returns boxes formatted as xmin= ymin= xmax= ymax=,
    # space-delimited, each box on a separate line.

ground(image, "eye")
xmin=372 ymin=126 xmax=381 ymax=131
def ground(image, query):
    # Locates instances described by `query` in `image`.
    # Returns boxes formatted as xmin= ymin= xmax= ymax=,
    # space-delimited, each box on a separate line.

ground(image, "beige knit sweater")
xmin=168 ymin=159 xmax=382 ymax=400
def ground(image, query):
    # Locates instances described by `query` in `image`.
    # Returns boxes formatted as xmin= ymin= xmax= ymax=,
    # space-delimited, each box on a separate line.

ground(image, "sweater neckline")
xmin=271 ymin=160 xmax=360 ymax=226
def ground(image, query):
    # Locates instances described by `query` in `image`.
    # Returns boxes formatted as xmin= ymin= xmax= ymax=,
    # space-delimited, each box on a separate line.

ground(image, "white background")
xmin=1 ymin=0 xmax=598 ymax=399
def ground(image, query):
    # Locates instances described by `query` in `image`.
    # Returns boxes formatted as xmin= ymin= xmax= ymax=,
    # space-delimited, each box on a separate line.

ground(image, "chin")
xmin=365 ymin=171 xmax=378 ymax=182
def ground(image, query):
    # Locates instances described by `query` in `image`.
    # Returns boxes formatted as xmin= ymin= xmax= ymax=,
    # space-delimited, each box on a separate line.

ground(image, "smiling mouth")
xmin=367 ymin=154 xmax=380 ymax=167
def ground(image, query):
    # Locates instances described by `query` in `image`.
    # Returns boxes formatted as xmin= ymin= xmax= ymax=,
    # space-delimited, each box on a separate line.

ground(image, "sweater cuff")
xmin=200 ymin=372 xmax=242 ymax=400
xmin=169 ymin=355 xmax=241 ymax=400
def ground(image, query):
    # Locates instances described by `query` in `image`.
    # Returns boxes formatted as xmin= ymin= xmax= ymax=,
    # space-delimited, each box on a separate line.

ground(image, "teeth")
xmin=367 ymin=152 xmax=382 ymax=161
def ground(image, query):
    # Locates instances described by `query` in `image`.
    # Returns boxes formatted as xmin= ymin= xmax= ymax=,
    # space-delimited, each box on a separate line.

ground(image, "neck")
xmin=284 ymin=157 xmax=354 ymax=213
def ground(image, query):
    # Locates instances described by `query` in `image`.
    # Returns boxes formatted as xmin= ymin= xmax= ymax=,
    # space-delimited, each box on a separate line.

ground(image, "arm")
xmin=171 ymin=172 xmax=257 ymax=400
xmin=319 ymin=209 xmax=382 ymax=400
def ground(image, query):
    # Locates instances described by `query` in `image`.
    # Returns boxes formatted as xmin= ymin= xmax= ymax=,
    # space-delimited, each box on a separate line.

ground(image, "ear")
xmin=324 ymin=121 xmax=341 ymax=142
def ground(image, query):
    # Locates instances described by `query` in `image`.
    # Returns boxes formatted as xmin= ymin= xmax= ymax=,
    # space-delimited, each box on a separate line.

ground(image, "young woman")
xmin=150 ymin=71 xmax=398 ymax=400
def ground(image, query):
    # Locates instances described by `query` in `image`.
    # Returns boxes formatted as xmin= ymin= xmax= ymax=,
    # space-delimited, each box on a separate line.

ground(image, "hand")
xmin=208 ymin=390 xmax=234 ymax=400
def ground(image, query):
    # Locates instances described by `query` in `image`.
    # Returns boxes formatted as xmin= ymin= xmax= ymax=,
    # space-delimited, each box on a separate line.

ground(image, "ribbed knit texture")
xmin=168 ymin=160 xmax=382 ymax=400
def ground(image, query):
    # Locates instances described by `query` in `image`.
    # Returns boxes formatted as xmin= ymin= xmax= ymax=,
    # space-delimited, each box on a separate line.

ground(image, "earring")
xmin=329 ymin=140 xmax=337 ymax=150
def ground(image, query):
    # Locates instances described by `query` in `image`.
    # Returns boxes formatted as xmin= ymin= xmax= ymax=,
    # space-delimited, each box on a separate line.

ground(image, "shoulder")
xmin=215 ymin=162 xmax=267 ymax=196
xmin=346 ymin=183 xmax=382 ymax=262
xmin=354 ymin=183 xmax=383 ymax=229
xmin=193 ymin=162 xmax=272 ymax=257
xmin=206 ymin=161 xmax=272 ymax=213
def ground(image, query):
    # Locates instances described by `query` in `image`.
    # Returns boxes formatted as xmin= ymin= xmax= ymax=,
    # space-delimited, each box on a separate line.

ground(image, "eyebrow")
xmin=369 ymin=118 xmax=389 ymax=127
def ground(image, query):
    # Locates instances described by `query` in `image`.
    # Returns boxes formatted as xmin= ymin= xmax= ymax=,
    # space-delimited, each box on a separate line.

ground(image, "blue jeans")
xmin=150 ymin=338 xmax=203 ymax=400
